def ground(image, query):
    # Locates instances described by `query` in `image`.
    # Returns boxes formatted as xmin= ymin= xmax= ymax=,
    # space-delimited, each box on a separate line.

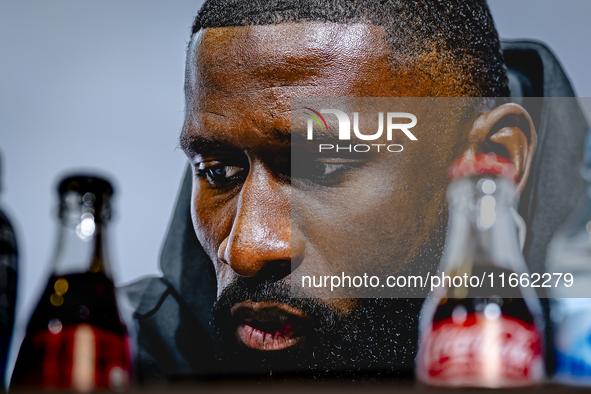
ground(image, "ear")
xmin=462 ymin=103 xmax=537 ymax=195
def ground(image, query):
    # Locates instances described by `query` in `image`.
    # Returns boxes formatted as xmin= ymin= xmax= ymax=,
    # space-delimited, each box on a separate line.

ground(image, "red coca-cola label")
xmin=16 ymin=323 xmax=131 ymax=391
xmin=417 ymin=312 xmax=544 ymax=387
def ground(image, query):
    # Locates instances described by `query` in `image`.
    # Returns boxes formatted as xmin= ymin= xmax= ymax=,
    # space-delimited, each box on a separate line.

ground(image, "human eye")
xmin=292 ymin=158 xmax=365 ymax=186
xmin=195 ymin=160 xmax=248 ymax=188
xmin=310 ymin=162 xmax=348 ymax=177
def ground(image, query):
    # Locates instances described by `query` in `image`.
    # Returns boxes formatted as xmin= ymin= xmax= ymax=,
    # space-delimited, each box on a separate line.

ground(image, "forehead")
xmin=187 ymin=23 xmax=394 ymax=99
xmin=183 ymin=23 xmax=439 ymax=149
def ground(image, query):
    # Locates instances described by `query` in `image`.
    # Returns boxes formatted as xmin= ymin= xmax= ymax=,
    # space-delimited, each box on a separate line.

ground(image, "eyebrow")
xmin=179 ymin=133 xmax=233 ymax=158
xmin=180 ymin=130 xmax=294 ymax=158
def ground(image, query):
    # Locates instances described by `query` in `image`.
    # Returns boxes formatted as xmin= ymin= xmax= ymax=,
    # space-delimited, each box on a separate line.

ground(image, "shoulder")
xmin=121 ymin=277 xmax=218 ymax=381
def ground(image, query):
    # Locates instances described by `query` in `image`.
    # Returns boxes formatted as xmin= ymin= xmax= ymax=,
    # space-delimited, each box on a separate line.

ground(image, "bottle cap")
xmin=58 ymin=175 xmax=114 ymax=221
xmin=449 ymin=152 xmax=517 ymax=182
xmin=58 ymin=175 xmax=114 ymax=197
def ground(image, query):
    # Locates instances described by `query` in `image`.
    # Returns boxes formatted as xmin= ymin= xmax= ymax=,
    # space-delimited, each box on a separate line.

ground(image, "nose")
xmin=217 ymin=162 xmax=300 ymax=280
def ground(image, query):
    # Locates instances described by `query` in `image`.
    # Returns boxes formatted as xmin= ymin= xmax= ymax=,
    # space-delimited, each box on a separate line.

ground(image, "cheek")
xmin=294 ymin=186 xmax=411 ymax=281
xmin=294 ymin=159 xmax=448 ymax=279
xmin=213 ymin=263 xmax=236 ymax=298
xmin=190 ymin=183 xmax=237 ymax=267
xmin=191 ymin=188 xmax=240 ymax=298
xmin=322 ymin=298 xmax=359 ymax=316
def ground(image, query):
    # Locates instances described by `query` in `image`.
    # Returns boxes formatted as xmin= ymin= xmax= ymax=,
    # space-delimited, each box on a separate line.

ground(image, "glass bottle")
xmin=416 ymin=153 xmax=546 ymax=387
xmin=10 ymin=175 xmax=131 ymax=392
xmin=0 ymin=153 xmax=17 ymax=390
xmin=545 ymin=131 xmax=591 ymax=385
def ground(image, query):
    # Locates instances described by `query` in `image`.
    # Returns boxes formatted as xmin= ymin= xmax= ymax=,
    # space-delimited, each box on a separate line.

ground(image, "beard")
xmin=211 ymin=279 xmax=423 ymax=378
xmin=210 ymin=208 xmax=447 ymax=379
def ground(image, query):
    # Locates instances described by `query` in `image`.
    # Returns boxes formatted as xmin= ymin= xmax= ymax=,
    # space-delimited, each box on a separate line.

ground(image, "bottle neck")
xmin=442 ymin=176 xmax=527 ymax=274
xmin=50 ymin=192 xmax=112 ymax=277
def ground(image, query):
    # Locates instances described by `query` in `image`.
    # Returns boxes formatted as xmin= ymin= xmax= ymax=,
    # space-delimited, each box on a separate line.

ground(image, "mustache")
xmin=211 ymin=276 xmax=364 ymax=345
xmin=213 ymin=276 xmax=338 ymax=323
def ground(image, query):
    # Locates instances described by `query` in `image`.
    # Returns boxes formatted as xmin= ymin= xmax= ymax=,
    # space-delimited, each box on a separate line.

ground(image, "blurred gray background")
xmin=0 ymin=0 xmax=590 ymax=383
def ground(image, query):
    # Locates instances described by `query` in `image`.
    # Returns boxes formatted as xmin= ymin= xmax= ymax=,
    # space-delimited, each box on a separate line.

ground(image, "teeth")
xmin=237 ymin=324 xmax=298 ymax=351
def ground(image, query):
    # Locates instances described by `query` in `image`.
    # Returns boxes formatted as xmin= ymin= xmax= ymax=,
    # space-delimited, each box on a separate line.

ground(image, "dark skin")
xmin=181 ymin=22 xmax=536 ymax=357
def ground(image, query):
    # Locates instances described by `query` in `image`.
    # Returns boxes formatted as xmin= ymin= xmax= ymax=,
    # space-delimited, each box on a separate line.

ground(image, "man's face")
xmin=182 ymin=22 xmax=466 ymax=374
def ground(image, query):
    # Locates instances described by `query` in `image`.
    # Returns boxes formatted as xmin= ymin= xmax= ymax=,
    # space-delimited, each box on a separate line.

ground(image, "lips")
xmin=231 ymin=300 xmax=308 ymax=351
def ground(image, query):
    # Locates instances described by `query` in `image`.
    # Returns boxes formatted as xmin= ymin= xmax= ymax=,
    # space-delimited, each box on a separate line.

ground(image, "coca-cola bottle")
xmin=0 ymin=153 xmax=17 ymax=390
xmin=10 ymin=175 xmax=131 ymax=392
xmin=416 ymin=153 xmax=546 ymax=387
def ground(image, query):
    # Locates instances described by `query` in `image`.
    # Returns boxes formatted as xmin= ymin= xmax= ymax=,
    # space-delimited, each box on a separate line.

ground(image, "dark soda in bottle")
xmin=11 ymin=175 xmax=131 ymax=391
xmin=416 ymin=153 xmax=546 ymax=387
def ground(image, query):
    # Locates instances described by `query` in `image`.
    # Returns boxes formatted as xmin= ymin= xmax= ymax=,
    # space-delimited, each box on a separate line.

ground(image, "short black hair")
xmin=191 ymin=0 xmax=509 ymax=97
